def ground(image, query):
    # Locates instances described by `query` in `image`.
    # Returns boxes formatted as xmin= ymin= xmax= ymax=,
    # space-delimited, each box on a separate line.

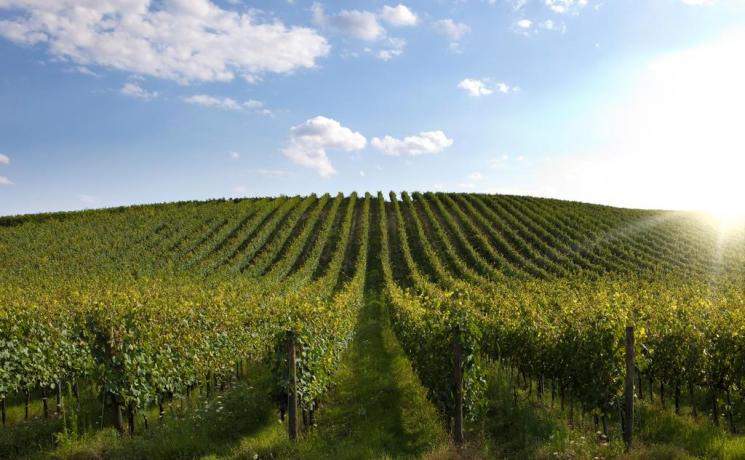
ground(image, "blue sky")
xmin=1 ymin=0 xmax=744 ymax=216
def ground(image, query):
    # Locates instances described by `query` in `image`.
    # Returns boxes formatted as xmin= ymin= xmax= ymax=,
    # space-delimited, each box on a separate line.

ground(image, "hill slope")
xmin=1 ymin=192 xmax=744 ymax=459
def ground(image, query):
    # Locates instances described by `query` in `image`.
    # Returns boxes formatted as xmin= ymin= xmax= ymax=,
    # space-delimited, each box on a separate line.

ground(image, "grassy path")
xmin=227 ymin=253 xmax=450 ymax=458
xmin=223 ymin=202 xmax=451 ymax=459
xmin=293 ymin=295 xmax=448 ymax=458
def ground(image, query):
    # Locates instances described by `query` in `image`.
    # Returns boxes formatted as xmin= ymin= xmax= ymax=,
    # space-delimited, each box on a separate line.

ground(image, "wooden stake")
xmin=56 ymin=381 xmax=63 ymax=416
xmin=42 ymin=389 xmax=49 ymax=419
xmin=637 ymin=370 xmax=644 ymax=400
xmin=127 ymin=404 xmax=135 ymax=435
xmin=453 ymin=327 xmax=464 ymax=447
xmin=287 ymin=330 xmax=298 ymax=441
xmin=690 ymin=383 xmax=697 ymax=418
xmin=727 ymin=388 xmax=737 ymax=434
xmin=112 ymin=394 xmax=124 ymax=434
xmin=624 ymin=325 xmax=635 ymax=451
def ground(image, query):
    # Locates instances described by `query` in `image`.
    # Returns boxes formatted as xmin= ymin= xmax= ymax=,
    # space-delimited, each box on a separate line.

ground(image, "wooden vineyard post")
xmin=287 ymin=330 xmax=298 ymax=441
xmin=113 ymin=395 xmax=125 ymax=434
xmin=42 ymin=389 xmax=49 ymax=419
xmin=624 ymin=325 xmax=635 ymax=451
xmin=453 ymin=326 xmax=464 ymax=447
xmin=1 ymin=397 xmax=5 ymax=426
xmin=56 ymin=381 xmax=63 ymax=416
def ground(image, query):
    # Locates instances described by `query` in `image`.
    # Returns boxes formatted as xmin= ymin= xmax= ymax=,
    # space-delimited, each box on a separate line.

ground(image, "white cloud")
xmin=185 ymin=95 xmax=241 ymax=110
xmin=458 ymin=78 xmax=492 ymax=96
xmin=282 ymin=116 xmax=367 ymax=177
xmin=120 ymin=83 xmax=158 ymax=100
xmin=312 ymin=3 xmax=384 ymax=41
xmin=0 ymin=0 xmax=329 ymax=84
xmin=544 ymin=0 xmax=588 ymax=14
xmin=380 ymin=4 xmax=418 ymax=26
xmin=229 ymin=151 xmax=240 ymax=160
xmin=360 ymin=170 xmax=365 ymax=177
xmin=468 ymin=171 xmax=484 ymax=181
xmin=373 ymin=38 xmax=406 ymax=61
xmin=243 ymin=99 xmax=263 ymax=109
xmin=0 ymin=153 xmax=9 ymax=165
xmin=458 ymin=78 xmax=519 ymax=96
xmin=233 ymin=185 xmax=248 ymax=194
xmin=184 ymin=95 xmax=269 ymax=114
xmin=371 ymin=131 xmax=453 ymax=156
xmin=496 ymin=82 xmax=520 ymax=93
xmin=0 ymin=176 xmax=12 ymax=186
xmin=435 ymin=19 xmax=470 ymax=42
xmin=75 ymin=66 xmax=99 ymax=77
xmin=540 ymin=19 xmax=566 ymax=33
xmin=513 ymin=18 xmax=566 ymax=35
xmin=680 ymin=0 xmax=716 ymax=4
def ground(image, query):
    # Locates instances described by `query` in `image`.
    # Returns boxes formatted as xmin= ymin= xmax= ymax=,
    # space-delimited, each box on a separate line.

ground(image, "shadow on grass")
xmin=477 ymin=363 xmax=745 ymax=459
xmin=45 ymin=363 xmax=276 ymax=460
xmin=223 ymin=271 xmax=449 ymax=459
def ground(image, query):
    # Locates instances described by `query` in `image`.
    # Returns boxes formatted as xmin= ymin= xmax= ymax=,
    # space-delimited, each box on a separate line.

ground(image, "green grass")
xmin=219 ymin=268 xmax=451 ymax=459
xmin=473 ymin=362 xmax=745 ymax=459
xmin=39 ymin=269 xmax=451 ymax=459
xmin=47 ymin=365 xmax=276 ymax=460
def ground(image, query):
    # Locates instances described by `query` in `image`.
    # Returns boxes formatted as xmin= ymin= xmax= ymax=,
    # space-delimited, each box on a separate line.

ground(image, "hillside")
xmin=2 ymin=193 xmax=743 ymax=281
xmin=1 ymin=192 xmax=745 ymax=459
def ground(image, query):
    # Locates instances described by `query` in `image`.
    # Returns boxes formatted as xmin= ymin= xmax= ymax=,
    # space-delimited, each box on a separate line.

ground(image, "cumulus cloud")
xmin=544 ymin=0 xmax=588 ymax=14
xmin=282 ymin=116 xmax=366 ymax=177
xmin=370 ymin=38 xmax=406 ymax=61
xmin=229 ymin=151 xmax=240 ymax=160
xmin=380 ymin=4 xmax=418 ymax=26
xmin=0 ymin=153 xmax=9 ymax=165
xmin=0 ymin=0 xmax=329 ymax=84
xmin=458 ymin=79 xmax=519 ymax=96
xmin=371 ymin=131 xmax=453 ymax=156
xmin=185 ymin=95 xmax=241 ymax=110
xmin=311 ymin=3 xmax=384 ymax=41
xmin=120 ymin=83 xmax=158 ymax=100
xmin=0 ymin=176 xmax=12 ymax=186
xmin=513 ymin=18 xmax=566 ymax=35
xmin=435 ymin=19 xmax=470 ymax=42
xmin=458 ymin=79 xmax=493 ymax=96
xmin=184 ymin=95 xmax=270 ymax=114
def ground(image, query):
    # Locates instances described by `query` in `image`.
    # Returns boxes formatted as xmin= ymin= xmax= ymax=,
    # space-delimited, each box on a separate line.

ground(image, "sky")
xmin=1 ymin=0 xmax=744 ymax=216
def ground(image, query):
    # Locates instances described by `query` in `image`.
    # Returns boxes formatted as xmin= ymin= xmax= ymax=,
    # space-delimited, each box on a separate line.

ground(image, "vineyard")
xmin=1 ymin=192 xmax=744 ymax=459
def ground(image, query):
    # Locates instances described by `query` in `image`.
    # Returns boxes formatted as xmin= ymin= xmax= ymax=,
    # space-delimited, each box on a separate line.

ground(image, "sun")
xmin=698 ymin=197 xmax=745 ymax=235
xmin=705 ymin=209 xmax=745 ymax=231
